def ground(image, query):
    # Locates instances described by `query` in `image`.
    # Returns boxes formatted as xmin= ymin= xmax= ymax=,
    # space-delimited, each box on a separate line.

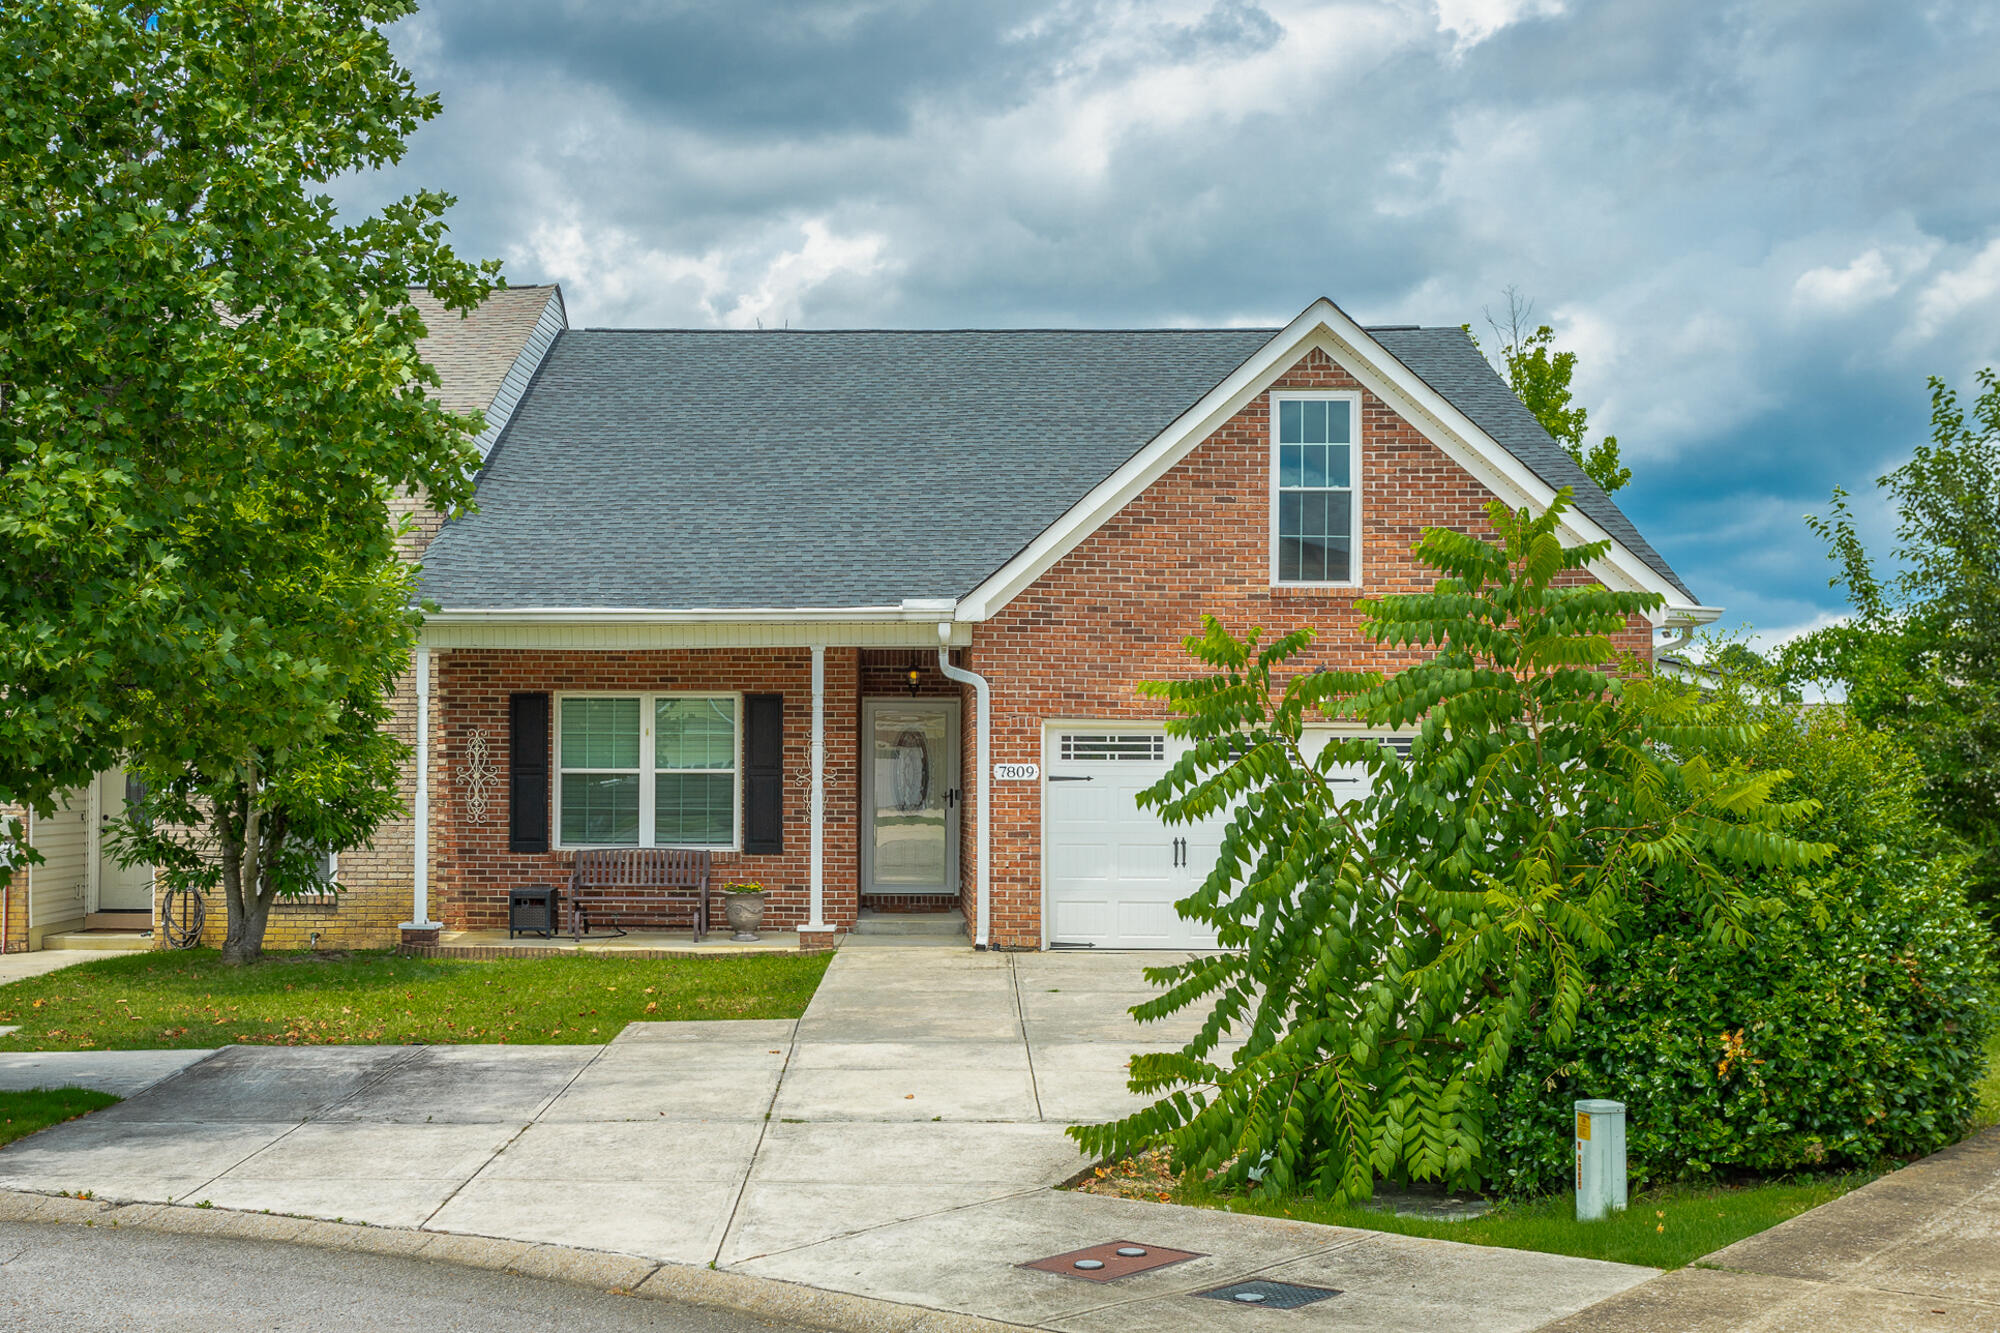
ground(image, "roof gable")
xmin=956 ymin=301 xmax=1700 ymax=621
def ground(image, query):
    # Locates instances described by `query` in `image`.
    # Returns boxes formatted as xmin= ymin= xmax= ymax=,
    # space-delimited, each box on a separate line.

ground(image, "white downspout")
xmin=936 ymin=624 xmax=991 ymax=949
xmin=806 ymin=643 xmax=828 ymax=932
xmin=403 ymin=645 xmax=438 ymax=931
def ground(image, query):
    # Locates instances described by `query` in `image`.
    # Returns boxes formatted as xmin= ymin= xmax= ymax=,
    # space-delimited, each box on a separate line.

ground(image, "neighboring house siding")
xmin=968 ymin=347 xmax=1654 ymax=948
xmin=27 ymin=788 xmax=89 ymax=939
xmin=429 ymin=648 xmax=863 ymax=934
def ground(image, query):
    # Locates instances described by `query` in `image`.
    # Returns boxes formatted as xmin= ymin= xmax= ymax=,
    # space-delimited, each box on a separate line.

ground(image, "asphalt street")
xmin=0 ymin=1222 xmax=821 ymax=1332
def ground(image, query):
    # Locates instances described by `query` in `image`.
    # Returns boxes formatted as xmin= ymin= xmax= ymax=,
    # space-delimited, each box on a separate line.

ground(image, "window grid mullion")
xmin=640 ymin=703 xmax=655 ymax=846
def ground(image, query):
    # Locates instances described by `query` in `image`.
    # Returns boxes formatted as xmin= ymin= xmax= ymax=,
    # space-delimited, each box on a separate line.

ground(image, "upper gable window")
xmin=1271 ymin=391 xmax=1360 ymax=586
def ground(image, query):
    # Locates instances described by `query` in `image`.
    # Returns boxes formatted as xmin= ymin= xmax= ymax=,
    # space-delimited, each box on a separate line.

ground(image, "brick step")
xmin=853 ymin=909 xmax=965 ymax=937
xmin=86 ymin=911 xmax=152 ymax=932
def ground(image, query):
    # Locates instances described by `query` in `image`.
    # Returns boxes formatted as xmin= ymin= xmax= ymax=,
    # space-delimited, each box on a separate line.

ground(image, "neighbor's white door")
xmin=92 ymin=769 xmax=154 ymax=913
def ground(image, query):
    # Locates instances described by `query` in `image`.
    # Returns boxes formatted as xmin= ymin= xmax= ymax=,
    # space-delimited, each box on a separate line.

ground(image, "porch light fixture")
xmin=905 ymin=663 xmax=923 ymax=696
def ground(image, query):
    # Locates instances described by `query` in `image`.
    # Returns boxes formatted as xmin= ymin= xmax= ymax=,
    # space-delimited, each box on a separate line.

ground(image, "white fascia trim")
xmin=955 ymin=298 xmax=1708 ymax=628
xmin=425 ymin=603 xmax=954 ymax=624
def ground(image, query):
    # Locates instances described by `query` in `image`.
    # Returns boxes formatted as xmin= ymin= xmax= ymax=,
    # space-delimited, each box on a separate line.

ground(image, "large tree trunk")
xmin=217 ymin=764 xmax=276 ymax=966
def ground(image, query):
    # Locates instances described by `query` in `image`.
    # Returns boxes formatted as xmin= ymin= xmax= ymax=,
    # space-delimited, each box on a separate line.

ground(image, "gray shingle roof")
xmin=417 ymin=325 xmax=1694 ymax=611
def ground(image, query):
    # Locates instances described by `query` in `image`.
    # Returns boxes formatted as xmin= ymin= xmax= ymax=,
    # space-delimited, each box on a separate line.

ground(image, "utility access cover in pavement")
xmin=1017 ymin=1241 xmax=1205 ymax=1283
xmin=1196 ymin=1279 xmax=1344 ymax=1308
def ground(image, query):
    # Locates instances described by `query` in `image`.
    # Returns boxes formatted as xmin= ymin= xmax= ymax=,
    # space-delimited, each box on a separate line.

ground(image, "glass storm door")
xmin=862 ymin=700 xmax=961 ymax=895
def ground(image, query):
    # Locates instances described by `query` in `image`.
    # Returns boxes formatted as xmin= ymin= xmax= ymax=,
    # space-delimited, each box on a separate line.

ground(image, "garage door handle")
xmin=1047 ymin=775 xmax=1093 ymax=782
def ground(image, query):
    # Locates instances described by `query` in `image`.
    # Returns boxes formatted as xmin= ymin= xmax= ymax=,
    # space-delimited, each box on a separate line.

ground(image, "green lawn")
xmin=1193 ymin=1174 xmax=1868 ymax=1270
xmin=1976 ymin=1027 xmax=2000 ymax=1129
xmin=0 ymin=949 xmax=830 ymax=1050
xmin=0 ymin=1088 xmax=121 ymax=1148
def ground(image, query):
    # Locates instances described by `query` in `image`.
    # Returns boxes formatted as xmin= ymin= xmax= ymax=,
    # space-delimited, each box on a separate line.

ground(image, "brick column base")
xmin=399 ymin=924 xmax=441 ymax=948
xmin=798 ymin=929 xmax=843 ymax=954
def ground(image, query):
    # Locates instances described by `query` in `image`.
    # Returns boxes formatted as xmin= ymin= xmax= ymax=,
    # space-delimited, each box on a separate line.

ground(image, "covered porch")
xmin=404 ymin=609 xmax=991 ymax=950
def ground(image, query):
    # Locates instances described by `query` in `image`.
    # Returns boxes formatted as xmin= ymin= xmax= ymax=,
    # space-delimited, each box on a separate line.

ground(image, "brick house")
xmin=1 ymin=291 xmax=1713 ymax=955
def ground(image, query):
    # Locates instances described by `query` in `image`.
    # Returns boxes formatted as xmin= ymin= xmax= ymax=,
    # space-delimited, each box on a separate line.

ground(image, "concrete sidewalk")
xmin=0 ymin=944 xmax=1654 ymax=1331
xmin=1545 ymin=1127 xmax=2000 ymax=1331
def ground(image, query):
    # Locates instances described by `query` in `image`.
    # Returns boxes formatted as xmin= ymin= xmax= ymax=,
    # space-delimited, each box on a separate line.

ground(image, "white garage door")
xmin=1043 ymin=727 xmax=1399 ymax=950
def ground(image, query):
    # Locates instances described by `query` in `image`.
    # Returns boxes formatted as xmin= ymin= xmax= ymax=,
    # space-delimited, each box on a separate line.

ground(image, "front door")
xmin=92 ymin=769 xmax=155 ymax=913
xmin=862 ymin=699 xmax=961 ymax=896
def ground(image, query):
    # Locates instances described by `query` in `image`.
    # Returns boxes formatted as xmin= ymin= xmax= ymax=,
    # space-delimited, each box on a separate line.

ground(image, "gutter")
xmin=422 ymin=597 xmax=966 ymax=626
xmin=935 ymin=624 xmax=991 ymax=950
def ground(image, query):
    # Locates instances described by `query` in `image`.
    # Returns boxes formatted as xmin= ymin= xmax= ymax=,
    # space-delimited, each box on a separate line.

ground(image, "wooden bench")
xmin=567 ymin=848 xmax=711 ymax=943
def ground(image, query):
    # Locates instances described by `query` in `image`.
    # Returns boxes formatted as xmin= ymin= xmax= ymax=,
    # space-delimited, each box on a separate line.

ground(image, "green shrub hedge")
xmin=1484 ymin=702 xmax=1995 ymax=1196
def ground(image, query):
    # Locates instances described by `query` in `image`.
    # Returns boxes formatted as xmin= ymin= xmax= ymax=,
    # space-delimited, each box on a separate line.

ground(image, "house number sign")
xmin=994 ymin=763 xmax=1040 ymax=781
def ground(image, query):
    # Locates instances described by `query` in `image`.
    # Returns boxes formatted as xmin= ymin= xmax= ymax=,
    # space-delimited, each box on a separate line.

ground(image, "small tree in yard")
xmin=0 ymin=2 xmax=496 ymax=959
xmin=1070 ymin=496 xmax=1832 ymax=1200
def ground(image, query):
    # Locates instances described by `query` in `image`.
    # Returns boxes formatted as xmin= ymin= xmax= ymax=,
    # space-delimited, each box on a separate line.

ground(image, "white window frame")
xmin=552 ymin=691 xmax=744 ymax=851
xmin=1268 ymin=389 xmax=1363 ymax=589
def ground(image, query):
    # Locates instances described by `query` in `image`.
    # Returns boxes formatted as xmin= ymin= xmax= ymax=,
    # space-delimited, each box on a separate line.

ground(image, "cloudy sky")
xmin=335 ymin=0 xmax=2000 ymax=645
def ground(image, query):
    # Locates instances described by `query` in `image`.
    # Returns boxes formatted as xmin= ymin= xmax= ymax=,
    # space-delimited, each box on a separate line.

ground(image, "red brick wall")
xmin=965 ymin=348 xmax=1657 ymax=948
xmin=433 ymin=648 xmax=862 ymax=933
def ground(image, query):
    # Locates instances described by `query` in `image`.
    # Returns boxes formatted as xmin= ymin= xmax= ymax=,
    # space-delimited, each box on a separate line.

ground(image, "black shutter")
xmin=743 ymin=693 xmax=784 ymax=854
xmin=509 ymin=692 xmax=550 ymax=854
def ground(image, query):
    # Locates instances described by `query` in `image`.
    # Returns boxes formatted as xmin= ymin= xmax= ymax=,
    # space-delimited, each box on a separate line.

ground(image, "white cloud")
xmin=1431 ymin=0 xmax=1564 ymax=51
xmin=1908 ymin=235 xmax=2000 ymax=342
xmin=1793 ymin=249 xmax=1898 ymax=312
xmin=1791 ymin=240 xmax=1939 ymax=315
xmin=510 ymin=213 xmax=892 ymax=329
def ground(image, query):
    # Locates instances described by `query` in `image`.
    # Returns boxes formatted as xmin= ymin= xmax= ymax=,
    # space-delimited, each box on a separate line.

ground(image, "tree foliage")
xmin=1488 ymin=693 xmax=1993 ymax=1194
xmin=1468 ymin=289 xmax=1632 ymax=495
xmin=0 ymin=1 xmax=495 ymax=957
xmin=1069 ymin=496 xmax=1831 ymax=1200
xmin=1783 ymin=370 xmax=2000 ymax=916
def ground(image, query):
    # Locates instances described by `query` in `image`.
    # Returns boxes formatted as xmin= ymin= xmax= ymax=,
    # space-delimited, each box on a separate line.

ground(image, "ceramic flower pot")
xmin=724 ymin=892 xmax=766 ymax=941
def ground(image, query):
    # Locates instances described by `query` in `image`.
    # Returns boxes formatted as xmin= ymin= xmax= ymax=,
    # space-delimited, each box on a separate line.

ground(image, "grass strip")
xmin=1193 ymin=1173 xmax=1869 ymax=1269
xmin=0 ymin=948 xmax=830 ymax=1050
xmin=0 ymin=1088 xmax=121 ymax=1149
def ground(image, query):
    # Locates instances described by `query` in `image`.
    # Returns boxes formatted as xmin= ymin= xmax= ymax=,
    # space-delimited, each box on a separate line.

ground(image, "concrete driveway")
xmin=0 ymin=942 xmax=1652 ymax=1331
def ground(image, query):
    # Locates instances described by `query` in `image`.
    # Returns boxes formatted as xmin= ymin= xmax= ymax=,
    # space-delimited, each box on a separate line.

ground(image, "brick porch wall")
xmin=963 ymin=348 xmax=1657 ymax=949
xmin=432 ymin=648 xmax=862 ymax=933
xmin=0 ymin=802 xmax=27 ymax=952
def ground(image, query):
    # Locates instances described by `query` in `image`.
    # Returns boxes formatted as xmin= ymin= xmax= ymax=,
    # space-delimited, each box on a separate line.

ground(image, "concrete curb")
xmin=0 ymin=1188 xmax=1028 ymax=1333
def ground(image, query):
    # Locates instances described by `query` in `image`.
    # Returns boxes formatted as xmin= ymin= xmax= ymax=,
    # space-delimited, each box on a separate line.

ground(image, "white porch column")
xmin=806 ymin=643 xmax=829 ymax=931
xmin=402 ymin=645 xmax=439 ymax=932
